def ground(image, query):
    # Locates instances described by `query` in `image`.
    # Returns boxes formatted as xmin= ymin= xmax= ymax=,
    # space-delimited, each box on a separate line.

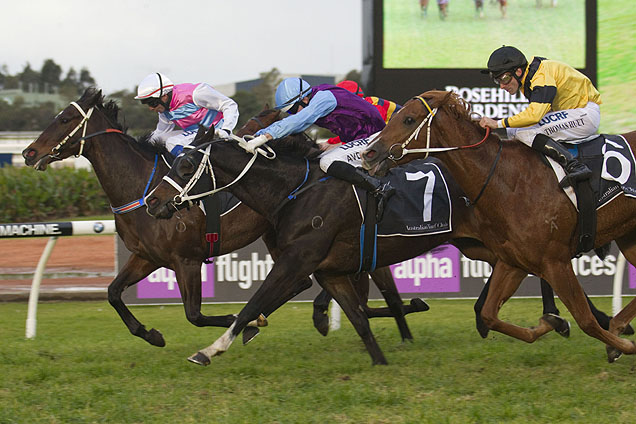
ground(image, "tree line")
xmin=0 ymin=59 xmax=360 ymax=137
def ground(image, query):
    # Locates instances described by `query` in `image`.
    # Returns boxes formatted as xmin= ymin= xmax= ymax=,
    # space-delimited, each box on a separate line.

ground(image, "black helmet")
xmin=481 ymin=46 xmax=528 ymax=76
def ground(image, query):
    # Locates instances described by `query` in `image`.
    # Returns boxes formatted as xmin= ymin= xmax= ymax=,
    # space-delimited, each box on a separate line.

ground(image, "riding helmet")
xmin=275 ymin=77 xmax=312 ymax=113
xmin=134 ymin=73 xmax=174 ymax=100
xmin=481 ymin=46 xmax=528 ymax=76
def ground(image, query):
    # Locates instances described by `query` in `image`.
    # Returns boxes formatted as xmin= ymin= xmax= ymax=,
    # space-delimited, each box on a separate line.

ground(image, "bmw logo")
xmin=93 ymin=222 xmax=105 ymax=233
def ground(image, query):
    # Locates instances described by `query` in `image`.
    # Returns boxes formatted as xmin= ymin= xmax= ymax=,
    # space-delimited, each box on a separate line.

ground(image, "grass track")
xmin=1 ymin=298 xmax=636 ymax=423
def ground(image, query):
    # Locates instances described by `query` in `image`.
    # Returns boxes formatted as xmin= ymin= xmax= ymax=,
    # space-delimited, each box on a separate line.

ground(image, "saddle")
xmin=544 ymin=134 xmax=636 ymax=255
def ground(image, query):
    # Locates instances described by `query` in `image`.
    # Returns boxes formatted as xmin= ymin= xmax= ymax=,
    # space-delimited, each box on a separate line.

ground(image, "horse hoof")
xmin=606 ymin=345 xmax=623 ymax=363
xmin=187 ymin=352 xmax=211 ymax=366
xmin=147 ymin=328 xmax=166 ymax=347
xmin=313 ymin=310 xmax=330 ymax=337
xmin=623 ymin=323 xmax=635 ymax=336
xmin=257 ymin=314 xmax=268 ymax=327
xmin=410 ymin=298 xmax=430 ymax=312
xmin=242 ymin=327 xmax=260 ymax=345
xmin=542 ymin=313 xmax=570 ymax=338
xmin=475 ymin=315 xmax=490 ymax=338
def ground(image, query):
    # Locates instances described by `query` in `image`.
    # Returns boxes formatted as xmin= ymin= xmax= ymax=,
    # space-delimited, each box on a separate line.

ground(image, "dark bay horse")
xmin=20 ymin=88 xmax=421 ymax=348
xmin=361 ymin=90 xmax=636 ymax=361
xmin=144 ymin=126 xmax=545 ymax=365
xmin=241 ymin=110 xmax=430 ymax=337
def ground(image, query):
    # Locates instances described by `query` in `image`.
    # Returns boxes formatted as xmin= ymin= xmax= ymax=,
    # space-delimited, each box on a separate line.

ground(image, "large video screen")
xmin=383 ymin=0 xmax=587 ymax=70
xmin=366 ymin=0 xmax=596 ymax=109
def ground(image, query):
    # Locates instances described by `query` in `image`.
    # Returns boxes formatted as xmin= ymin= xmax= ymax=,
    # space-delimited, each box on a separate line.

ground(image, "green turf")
xmin=1 ymin=298 xmax=635 ymax=423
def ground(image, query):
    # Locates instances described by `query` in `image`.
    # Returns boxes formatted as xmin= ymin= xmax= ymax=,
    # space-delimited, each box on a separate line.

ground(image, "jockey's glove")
xmin=215 ymin=128 xmax=232 ymax=139
xmin=243 ymin=134 xmax=269 ymax=154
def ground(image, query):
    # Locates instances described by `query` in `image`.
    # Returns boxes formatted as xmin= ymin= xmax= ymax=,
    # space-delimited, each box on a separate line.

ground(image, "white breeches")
xmin=319 ymin=132 xmax=380 ymax=172
xmin=508 ymin=102 xmax=600 ymax=146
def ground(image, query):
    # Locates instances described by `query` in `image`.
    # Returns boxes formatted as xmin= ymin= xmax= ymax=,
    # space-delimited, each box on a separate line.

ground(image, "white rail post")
xmin=613 ymin=252 xmax=626 ymax=316
xmin=25 ymin=236 xmax=58 ymax=339
xmin=329 ymin=300 xmax=341 ymax=331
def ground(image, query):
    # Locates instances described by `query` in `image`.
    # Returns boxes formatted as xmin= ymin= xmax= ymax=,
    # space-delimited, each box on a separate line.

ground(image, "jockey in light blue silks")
xmin=135 ymin=73 xmax=239 ymax=156
xmin=244 ymin=77 xmax=395 ymax=214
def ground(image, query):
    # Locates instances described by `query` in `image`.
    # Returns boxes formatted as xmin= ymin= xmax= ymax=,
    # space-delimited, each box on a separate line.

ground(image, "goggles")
xmin=492 ymin=72 xmax=514 ymax=86
xmin=286 ymin=101 xmax=302 ymax=115
xmin=141 ymin=97 xmax=162 ymax=107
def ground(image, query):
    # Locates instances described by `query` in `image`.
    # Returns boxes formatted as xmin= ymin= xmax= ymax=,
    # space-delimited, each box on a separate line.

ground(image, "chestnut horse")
xmin=20 ymin=88 xmax=422 ymax=348
xmin=361 ymin=90 xmax=636 ymax=361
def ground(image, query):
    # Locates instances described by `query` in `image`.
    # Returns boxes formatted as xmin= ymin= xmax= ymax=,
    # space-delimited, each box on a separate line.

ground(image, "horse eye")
xmin=60 ymin=117 xmax=70 ymax=124
xmin=404 ymin=116 xmax=416 ymax=125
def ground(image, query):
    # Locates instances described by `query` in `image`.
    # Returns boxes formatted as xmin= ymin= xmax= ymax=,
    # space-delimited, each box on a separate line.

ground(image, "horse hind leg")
xmin=605 ymin=239 xmax=636 ymax=361
xmin=107 ymin=254 xmax=165 ymax=347
xmin=318 ymin=272 xmax=388 ymax=365
xmin=312 ymin=288 xmax=333 ymax=336
xmin=367 ymin=267 xmax=415 ymax=341
xmin=542 ymin=261 xmax=636 ymax=359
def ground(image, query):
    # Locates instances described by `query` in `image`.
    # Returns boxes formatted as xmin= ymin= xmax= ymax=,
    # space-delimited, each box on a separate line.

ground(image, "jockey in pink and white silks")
xmin=135 ymin=73 xmax=239 ymax=156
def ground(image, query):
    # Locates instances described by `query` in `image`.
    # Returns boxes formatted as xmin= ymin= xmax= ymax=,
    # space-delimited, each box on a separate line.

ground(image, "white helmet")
xmin=134 ymin=73 xmax=174 ymax=100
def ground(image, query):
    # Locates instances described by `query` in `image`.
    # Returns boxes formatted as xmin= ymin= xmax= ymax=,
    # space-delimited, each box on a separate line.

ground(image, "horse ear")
xmin=193 ymin=125 xmax=208 ymax=144
xmin=264 ymin=103 xmax=270 ymax=110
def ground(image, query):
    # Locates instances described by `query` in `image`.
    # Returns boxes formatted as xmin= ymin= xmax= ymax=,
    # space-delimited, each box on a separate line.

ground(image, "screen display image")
xmin=383 ymin=0 xmax=586 ymax=70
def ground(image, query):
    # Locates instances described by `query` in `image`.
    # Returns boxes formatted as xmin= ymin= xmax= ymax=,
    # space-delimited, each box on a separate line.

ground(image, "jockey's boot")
xmin=326 ymin=161 xmax=395 ymax=220
xmin=531 ymin=134 xmax=592 ymax=187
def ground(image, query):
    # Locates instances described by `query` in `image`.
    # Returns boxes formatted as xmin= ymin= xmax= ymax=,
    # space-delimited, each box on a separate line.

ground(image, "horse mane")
xmin=271 ymin=133 xmax=322 ymax=160
xmin=423 ymin=90 xmax=483 ymax=132
xmin=79 ymin=87 xmax=163 ymax=155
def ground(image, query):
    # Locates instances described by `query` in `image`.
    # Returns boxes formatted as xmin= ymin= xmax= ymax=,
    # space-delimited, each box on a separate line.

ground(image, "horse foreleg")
xmin=173 ymin=261 xmax=236 ymax=328
xmin=242 ymin=276 xmax=313 ymax=344
xmin=473 ymin=277 xmax=491 ymax=338
xmin=481 ymin=262 xmax=555 ymax=342
xmin=107 ymin=254 xmax=165 ymax=346
xmin=188 ymin=249 xmax=323 ymax=365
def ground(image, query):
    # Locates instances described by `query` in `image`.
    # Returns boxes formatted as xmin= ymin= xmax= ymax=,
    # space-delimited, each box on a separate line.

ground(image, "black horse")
xmin=145 ymin=126 xmax=541 ymax=365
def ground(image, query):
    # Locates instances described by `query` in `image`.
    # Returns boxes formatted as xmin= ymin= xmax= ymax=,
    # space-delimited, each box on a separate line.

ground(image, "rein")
xmin=158 ymin=139 xmax=276 ymax=206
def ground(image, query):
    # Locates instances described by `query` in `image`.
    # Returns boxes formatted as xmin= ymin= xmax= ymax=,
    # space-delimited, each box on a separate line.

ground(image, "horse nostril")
xmin=147 ymin=196 xmax=158 ymax=207
xmin=23 ymin=149 xmax=35 ymax=159
xmin=365 ymin=150 xmax=376 ymax=159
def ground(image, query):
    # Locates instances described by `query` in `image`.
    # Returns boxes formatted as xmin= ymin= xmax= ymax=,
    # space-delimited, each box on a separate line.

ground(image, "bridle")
xmin=385 ymin=95 xmax=497 ymax=206
xmin=387 ymin=95 xmax=490 ymax=161
xmin=155 ymin=139 xmax=276 ymax=206
xmin=48 ymin=101 xmax=124 ymax=159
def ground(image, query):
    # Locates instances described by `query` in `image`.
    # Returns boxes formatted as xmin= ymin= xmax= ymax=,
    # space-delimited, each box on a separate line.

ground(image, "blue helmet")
xmin=275 ymin=78 xmax=312 ymax=113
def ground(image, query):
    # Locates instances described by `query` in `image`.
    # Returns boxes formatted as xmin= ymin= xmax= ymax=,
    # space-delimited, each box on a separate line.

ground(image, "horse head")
xmin=22 ymin=88 xmax=112 ymax=170
xmin=361 ymin=90 xmax=481 ymax=176
xmin=145 ymin=126 xmax=218 ymax=219
xmin=236 ymin=106 xmax=281 ymax=137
